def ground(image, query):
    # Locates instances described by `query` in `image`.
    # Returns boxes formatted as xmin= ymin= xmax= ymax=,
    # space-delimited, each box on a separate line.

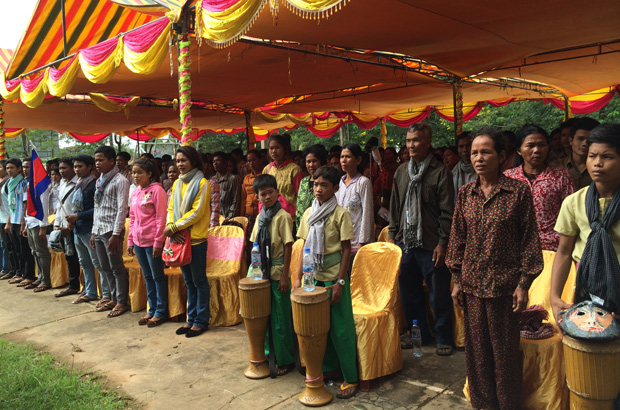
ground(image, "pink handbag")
xmin=162 ymin=229 xmax=192 ymax=267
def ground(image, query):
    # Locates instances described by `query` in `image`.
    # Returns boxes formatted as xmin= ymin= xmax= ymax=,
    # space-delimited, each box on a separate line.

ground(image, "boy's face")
xmin=5 ymin=163 xmax=20 ymax=178
xmin=22 ymin=161 xmax=31 ymax=178
xmin=570 ymin=129 xmax=590 ymax=158
xmin=74 ymin=161 xmax=92 ymax=178
xmin=95 ymin=153 xmax=115 ymax=174
xmin=258 ymin=186 xmax=279 ymax=209
xmin=313 ymin=176 xmax=338 ymax=204
xmin=587 ymin=142 xmax=620 ymax=186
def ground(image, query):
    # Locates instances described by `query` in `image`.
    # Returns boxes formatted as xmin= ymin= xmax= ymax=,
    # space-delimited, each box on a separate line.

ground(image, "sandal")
xmin=336 ymin=383 xmax=359 ymax=399
xmin=33 ymin=284 xmax=51 ymax=293
xmin=96 ymin=301 xmax=117 ymax=312
xmin=18 ymin=279 xmax=35 ymax=288
xmin=0 ymin=273 xmax=13 ymax=280
xmin=95 ymin=298 xmax=111 ymax=309
xmin=8 ymin=276 xmax=24 ymax=284
xmin=436 ymin=344 xmax=453 ymax=356
xmin=107 ymin=304 xmax=129 ymax=318
xmin=275 ymin=364 xmax=295 ymax=377
xmin=146 ymin=317 xmax=166 ymax=328
xmin=138 ymin=315 xmax=153 ymax=326
xmin=400 ymin=334 xmax=413 ymax=349
xmin=55 ymin=288 xmax=79 ymax=298
xmin=73 ymin=295 xmax=94 ymax=304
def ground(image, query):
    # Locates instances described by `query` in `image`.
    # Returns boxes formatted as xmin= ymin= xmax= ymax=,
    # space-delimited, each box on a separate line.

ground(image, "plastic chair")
xmin=351 ymin=242 xmax=403 ymax=391
xmin=205 ymin=225 xmax=245 ymax=326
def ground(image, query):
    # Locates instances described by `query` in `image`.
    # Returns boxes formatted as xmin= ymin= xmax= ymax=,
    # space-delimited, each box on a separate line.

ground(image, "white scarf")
xmin=305 ymin=195 xmax=338 ymax=271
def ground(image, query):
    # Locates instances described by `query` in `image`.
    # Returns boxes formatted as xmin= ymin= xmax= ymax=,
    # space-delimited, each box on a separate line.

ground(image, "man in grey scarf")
xmin=452 ymin=131 xmax=476 ymax=199
xmin=389 ymin=123 xmax=455 ymax=356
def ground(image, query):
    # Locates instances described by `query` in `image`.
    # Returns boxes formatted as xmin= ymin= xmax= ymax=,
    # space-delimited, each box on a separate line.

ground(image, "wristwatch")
xmin=337 ymin=279 xmax=345 ymax=286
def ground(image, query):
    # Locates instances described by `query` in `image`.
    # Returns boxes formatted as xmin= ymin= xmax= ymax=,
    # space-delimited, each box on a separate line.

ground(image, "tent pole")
xmin=563 ymin=95 xmax=571 ymax=121
xmin=60 ymin=0 xmax=68 ymax=57
xmin=245 ymin=110 xmax=255 ymax=150
xmin=0 ymin=99 xmax=5 ymax=160
xmin=452 ymin=78 xmax=463 ymax=141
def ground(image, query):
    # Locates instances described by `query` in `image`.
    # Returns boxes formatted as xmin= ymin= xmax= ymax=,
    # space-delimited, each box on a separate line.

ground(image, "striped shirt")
xmin=92 ymin=173 xmax=130 ymax=236
xmin=208 ymin=178 xmax=221 ymax=228
xmin=213 ymin=172 xmax=240 ymax=219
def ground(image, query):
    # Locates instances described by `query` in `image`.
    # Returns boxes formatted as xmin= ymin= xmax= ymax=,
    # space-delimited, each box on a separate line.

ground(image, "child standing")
xmin=551 ymin=123 xmax=620 ymax=320
xmin=263 ymin=134 xmax=303 ymax=220
xmin=295 ymin=165 xmax=359 ymax=399
xmin=128 ymin=159 xmax=168 ymax=327
xmin=249 ymin=174 xmax=295 ymax=375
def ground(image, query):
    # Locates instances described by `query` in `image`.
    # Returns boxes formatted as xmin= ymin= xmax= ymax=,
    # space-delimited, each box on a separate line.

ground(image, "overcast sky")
xmin=0 ymin=1 xmax=39 ymax=50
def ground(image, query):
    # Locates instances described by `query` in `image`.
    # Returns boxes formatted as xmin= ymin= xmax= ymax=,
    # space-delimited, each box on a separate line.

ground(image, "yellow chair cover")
xmin=127 ymin=261 xmax=147 ymax=313
xmin=290 ymin=239 xmax=304 ymax=284
xmin=377 ymin=226 xmax=389 ymax=243
xmin=166 ymin=267 xmax=187 ymax=318
xmin=231 ymin=216 xmax=248 ymax=231
xmin=351 ymin=242 xmax=403 ymax=381
xmin=464 ymin=250 xmax=577 ymax=410
xmin=205 ymin=225 xmax=244 ymax=326
xmin=49 ymin=251 xmax=69 ymax=288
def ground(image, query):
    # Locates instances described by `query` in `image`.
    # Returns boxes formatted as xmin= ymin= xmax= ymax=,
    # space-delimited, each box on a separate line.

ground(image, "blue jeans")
xmin=180 ymin=241 xmax=209 ymax=329
xmin=134 ymin=245 xmax=168 ymax=319
xmin=74 ymin=230 xmax=108 ymax=299
xmin=397 ymin=242 xmax=453 ymax=346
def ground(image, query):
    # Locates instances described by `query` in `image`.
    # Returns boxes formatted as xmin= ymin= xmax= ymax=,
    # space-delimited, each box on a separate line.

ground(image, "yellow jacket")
xmin=167 ymin=177 xmax=211 ymax=245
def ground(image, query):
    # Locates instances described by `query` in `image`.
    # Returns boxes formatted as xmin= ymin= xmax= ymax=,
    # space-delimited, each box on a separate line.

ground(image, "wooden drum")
xmin=291 ymin=287 xmax=332 ymax=407
xmin=239 ymin=278 xmax=271 ymax=379
xmin=563 ymin=335 xmax=620 ymax=409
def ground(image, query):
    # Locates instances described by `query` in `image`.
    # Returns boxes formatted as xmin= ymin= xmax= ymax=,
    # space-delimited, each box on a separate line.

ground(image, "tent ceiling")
xmin=2 ymin=0 xmax=620 ymax=135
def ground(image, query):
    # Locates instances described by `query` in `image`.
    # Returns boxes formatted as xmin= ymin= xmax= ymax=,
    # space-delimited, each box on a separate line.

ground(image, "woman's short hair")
xmin=473 ymin=127 xmax=506 ymax=155
xmin=132 ymin=159 xmax=160 ymax=182
xmin=516 ymin=124 xmax=549 ymax=147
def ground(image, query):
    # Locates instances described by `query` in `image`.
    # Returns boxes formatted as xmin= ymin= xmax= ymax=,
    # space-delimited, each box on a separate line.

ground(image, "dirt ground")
xmin=0 ymin=282 xmax=470 ymax=409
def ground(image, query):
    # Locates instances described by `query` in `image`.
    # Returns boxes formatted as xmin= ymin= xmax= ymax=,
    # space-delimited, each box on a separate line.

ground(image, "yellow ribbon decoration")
xmin=89 ymin=93 xmax=141 ymax=119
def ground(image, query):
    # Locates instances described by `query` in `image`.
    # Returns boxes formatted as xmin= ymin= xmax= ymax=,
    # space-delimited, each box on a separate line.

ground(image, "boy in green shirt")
xmin=551 ymin=123 xmax=620 ymax=322
xmin=295 ymin=165 xmax=359 ymax=399
xmin=249 ymin=174 xmax=295 ymax=375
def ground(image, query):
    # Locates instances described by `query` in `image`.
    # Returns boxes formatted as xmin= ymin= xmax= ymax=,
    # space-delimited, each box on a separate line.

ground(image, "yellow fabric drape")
xmin=0 ymin=72 xmax=20 ymax=101
xmin=351 ymin=242 xmax=403 ymax=381
xmin=90 ymin=93 xmax=140 ymax=118
xmin=257 ymin=112 xmax=311 ymax=124
xmin=78 ymin=40 xmax=124 ymax=84
xmin=48 ymin=58 xmax=81 ymax=97
xmin=197 ymin=0 xmax=267 ymax=47
xmin=21 ymin=70 xmax=49 ymax=108
xmin=123 ymin=23 xmax=171 ymax=75
xmin=5 ymin=128 xmax=24 ymax=139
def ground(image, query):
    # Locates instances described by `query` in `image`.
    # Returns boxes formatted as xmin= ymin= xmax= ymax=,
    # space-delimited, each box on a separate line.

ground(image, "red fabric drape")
xmin=67 ymin=132 xmax=110 ymax=143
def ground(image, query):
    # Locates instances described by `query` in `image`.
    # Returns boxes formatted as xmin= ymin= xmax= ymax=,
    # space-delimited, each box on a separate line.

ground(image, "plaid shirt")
xmin=92 ymin=173 xmax=130 ymax=236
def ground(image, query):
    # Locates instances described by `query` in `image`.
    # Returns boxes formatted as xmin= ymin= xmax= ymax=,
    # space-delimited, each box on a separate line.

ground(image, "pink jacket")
xmin=128 ymin=182 xmax=167 ymax=248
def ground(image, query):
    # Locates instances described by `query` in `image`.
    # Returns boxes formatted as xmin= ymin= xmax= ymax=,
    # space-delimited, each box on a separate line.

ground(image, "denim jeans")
xmin=9 ymin=224 xmax=35 ymax=280
xmin=74 ymin=229 xmax=108 ymax=299
xmin=27 ymin=226 xmax=51 ymax=286
xmin=180 ymin=241 xmax=209 ymax=329
xmin=134 ymin=245 xmax=168 ymax=319
xmin=94 ymin=231 xmax=129 ymax=304
xmin=0 ymin=227 xmax=12 ymax=273
xmin=397 ymin=242 xmax=453 ymax=346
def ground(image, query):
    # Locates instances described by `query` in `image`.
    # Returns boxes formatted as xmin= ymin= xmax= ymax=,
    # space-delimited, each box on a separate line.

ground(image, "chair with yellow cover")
xmin=46 ymin=214 xmax=69 ymax=288
xmin=463 ymin=250 xmax=577 ymax=410
xmin=231 ymin=216 xmax=249 ymax=232
xmin=289 ymin=239 xmax=304 ymax=284
xmin=206 ymin=225 xmax=244 ymax=326
xmin=377 ymin=227 xmax=407 ymax=334
xmin=351 ymin=242 xmax=403 ymax=391
xmin=377 ymin=226 xmax=389 ymax=243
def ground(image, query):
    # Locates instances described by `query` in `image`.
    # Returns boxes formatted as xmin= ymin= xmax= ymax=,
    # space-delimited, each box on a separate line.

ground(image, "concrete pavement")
xmin=0 ymin=282 xmax=470 ymax=409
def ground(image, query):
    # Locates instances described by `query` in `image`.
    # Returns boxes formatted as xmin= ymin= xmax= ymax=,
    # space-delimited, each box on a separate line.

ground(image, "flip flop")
xmin=33 ymin=284 xmax=51 ymax=293
xmin=96 ymin=301 xmax=116 ymax=312
xmin=8 ymin=277 xmax=24 ymax=284
xmin=18 ymin=280 xmax=35 ymax=288
xmin=337 ymin=383 xmax=359 ymax=399
xmin=138 ymin=315 xmax=153 ymax=325
xmin=73 ymin=295 xmax=94 ymax=304
xmin=436 ymin=344 xmax=453 ymax=356
xmin=95 ymin=297 xmax=111 ymax=308
xmin=146 ymin=317 xmax=166 ymax=328
xmin=107 ymin=305 xmax=129 ymax=318
xmin=55 ymin=288 xmax=79 ymax=298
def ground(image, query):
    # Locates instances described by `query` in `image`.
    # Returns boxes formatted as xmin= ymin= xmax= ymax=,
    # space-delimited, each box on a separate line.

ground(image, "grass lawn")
xmin=0 ymin=339 xmax=135 ymax=410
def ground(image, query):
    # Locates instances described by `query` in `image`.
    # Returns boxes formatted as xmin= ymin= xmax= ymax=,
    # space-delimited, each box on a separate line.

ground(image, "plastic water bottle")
xmin=251 ymin=242 xmax=262 ymax=280
xmin=302 ymin=248 xmax=315 ymax=291
xmin=411 ymin=320 xmax=423 ymax=357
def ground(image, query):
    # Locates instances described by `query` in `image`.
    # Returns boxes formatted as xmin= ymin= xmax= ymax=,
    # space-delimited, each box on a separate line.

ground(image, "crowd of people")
xmin=1 ymin=116 xmax=619 ymax=407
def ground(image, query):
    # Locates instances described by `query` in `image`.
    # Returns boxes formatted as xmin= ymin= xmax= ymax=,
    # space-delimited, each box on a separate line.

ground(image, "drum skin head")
xmin=560 ymin=301 xmax=620 ymax=340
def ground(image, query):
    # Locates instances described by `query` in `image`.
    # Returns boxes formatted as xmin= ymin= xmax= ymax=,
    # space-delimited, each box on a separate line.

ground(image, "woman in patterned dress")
xmin=446 ymin=127 xmax=543 ymax=410
xmin=295 ymin=145 xmax=327 ymax=229
xmin=504 ymin=124 xmax=574 ymax=251
xmin=263 ymin=134 xmax=303 ymax=222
